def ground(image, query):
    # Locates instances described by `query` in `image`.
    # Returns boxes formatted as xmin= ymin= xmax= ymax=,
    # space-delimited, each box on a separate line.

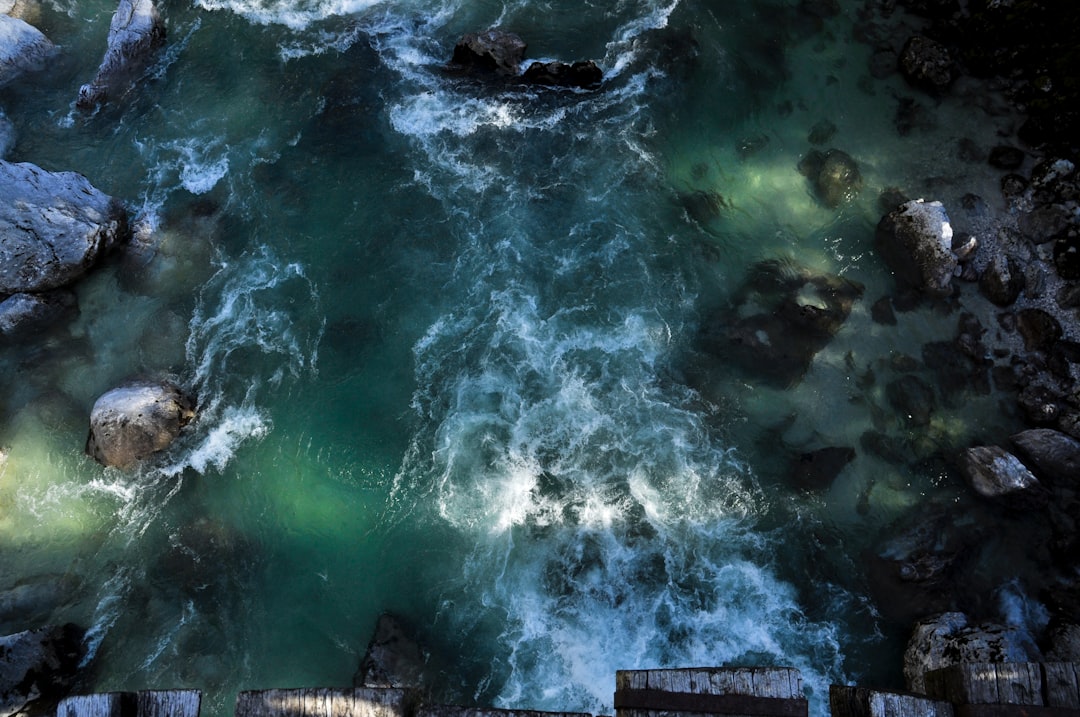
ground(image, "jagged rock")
xmin=875 ymin=199 xmax=957 ymax=297
xmin=903 ymin=612 xmax=1040 ymax=694
xmin=85 ymin=379 xmax=196 ymax=469
xmin=354 ymin=613 xmax=426 ymax=689
xmin=0 ymin=160 xmax=130 ymax=294
xmin=899 ymin=36 xmax=952 ymax=93
xmin=0 ymin=13 xmax=54 ymax=87
xmin=522 ymin=60 xmax=602 ymax=89
xmin=988 ymin=145 xmax=1025 ymax=170
xmin=0 ymin=290 xmax=77 ymax=338
xmin=76 ymin=0 xmax=166 ymax=109
xmin=790 ymin=446 xmax=855 ymax=490
xmin=886 ymin=374 xmax=936 ymax=426
xmin=958 ymin=445 xmax=1041 ymax=500
xmin=450 ymin=30 xmax=526 ymax=76
xmin=979 ymin=253 xmax=1024 ymax=306
xmin=0 ymin=624 xmax=85 ymax=716
xmin=1010 ymin=428 xmax=1080 ymax=486
xmin=798 ymin=148 xmax=862 ymax=207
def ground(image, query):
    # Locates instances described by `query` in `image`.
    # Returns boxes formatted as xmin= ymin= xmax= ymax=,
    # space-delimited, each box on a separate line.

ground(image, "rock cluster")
xmin=0 ymin=624 xmax=86 ymax=716
xmin=449 ymin=28 xmax=604 ymax=90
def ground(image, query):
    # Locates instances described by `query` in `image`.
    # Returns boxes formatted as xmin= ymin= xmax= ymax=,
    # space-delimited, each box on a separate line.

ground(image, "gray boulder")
xmin=0 ymin=624 xmax=85 ymax=716
xmin=1010 ymin=428 xmax=1080 ymax=486
xmin=86 ymin=380 xmax=196 ymax=469
xmin=0 ymin=13 xmax=54 ymax=87
xmin=875 ymin=199 xmax=958 ymax=297
xmin=76 ymin=0 xmax=166 ymax=109
xmin=958 ymin=445 xmax=1040 ymax=500
xmin=899 ymin=35 xmax=952 ymax=93
xmin=450 ymin=30 xmax=526 ymax=76
xmin=0 ymin=290 xmax=77 ymax=338
xmin=0 ymin=160 xmax=129 ymax=294
xmin=903 ymin=612 xmax=1040 ymax=694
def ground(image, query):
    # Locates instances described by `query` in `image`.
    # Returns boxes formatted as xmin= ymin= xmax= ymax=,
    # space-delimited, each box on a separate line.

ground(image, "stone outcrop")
xmin=0 ymin=13 xmax=54 ymax=88
xmin=903 ymin=612 xmax=1040 ymax=694
xmin=85 ymin=379 xmax=196 ymax=469
xmin=958 ymin=445 xmax=1041 ymax=500
xmin=0 ymin=160 xmax=130 ymax=294
xmin=450 ymin=30 xmax=526 ymax=76
xmin=0 ymin=624 xmax=85 ymax=716
xmin=875 ymin=199 xmax=958 ymax=297
xmin=76 ymin=0 xmax=165 ymax=110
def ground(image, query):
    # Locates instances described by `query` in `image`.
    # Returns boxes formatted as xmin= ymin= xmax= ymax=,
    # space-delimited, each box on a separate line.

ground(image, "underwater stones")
xmin=354 ymin=613 xmax=426 ymax=689
xmin=522 ymin=60 xmax=602 ymax=89
xmin=0 ymin=13 xmax=53 ymax=88
xmin=450 ymin=30 xmax=526 ymax=76
xmin=790 ymin=446 xmax=855 ymax=491
xmin=903 ymin=612 xmax=1040 ymax=694
xmin=807 ymin=119 xmax=836 ymax=145
xmin=1010 ymin=428 xmax=1080 ymax=486
xmin=958 ymin=445 xmax=1041 ymax=501
xmin=0 ymin=290 xmax=77 ymax=338
xmin=797 ymin=148 xmax=862 ymax=207
xmin=979 ymin=253 xmax=1024 ymax=306
xmin=700 ymin=259 xmax=863 ymax=387
xmin=875 ymin=199 xmax=958 ymax=297
xmin=0 ymin=575 xmax=81 ymax=630
xmin=76 ymin=0 xmax=166 ymax=109
xmin=0 ymin=160 xmax=130 ymax=294
xmin=886 ymin=374 xmax=936 ymax=426
xmin=0 ymin=624 xmax=85 ymax=716
xmin=899 ymin=36 xmax=953 ymax=94
xmin=85 ymin=379 xmax=195 ymax=469
xmin=988 ymin=145 xmax=1025 ymax=171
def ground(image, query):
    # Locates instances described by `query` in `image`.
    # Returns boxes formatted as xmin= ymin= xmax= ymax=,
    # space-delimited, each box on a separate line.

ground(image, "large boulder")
xmin=0 ymin=160 xmax=130 ymax=294
xmin=903 ymin=612 xmax=1040 ymax=694
xmin=958 ymin=445 xmax=1041 ymax=500
xmin=875 ymin=199 xmax=958 ymax=297
xmin=354 ymin=613 xmax=426 ymax=689
xmin=76 ymin=0 xmax=166 ymax=109
xmin=450 ymin=30 xmax=526 ymax=76
xmin=85 ymin=380 xmax=196 ymax=469
xmin=0 ymin=624 xmax=85 ymax=716
xmin=0 ymin=13 xmax=54 ymax=87
xmin=1010 ymin=428 xmax=1080 ymax=486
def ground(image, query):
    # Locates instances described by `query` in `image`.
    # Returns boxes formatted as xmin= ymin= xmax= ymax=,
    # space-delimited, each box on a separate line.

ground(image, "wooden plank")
xmin=955 ymin=705 xmax=1080 ymax=717
xmin=417 ymin=708 xmax=592 ymax=717
xmin=137 ymin=691 xmax=201 ymax=717
xmin=994 ymin=664 xmax=1043 ymax=706
xmin=613 ymin=688 xmax=806 ymax=716
xmin=1044 ymin=664 xmax=1080 ymax=708
xmin=235 ymin=689 xmax=406 ymax=717
xmin=57 ymin=693 xmax=130 ymax=717
xmin=925 ymin=664 xmax=1001 ymax=704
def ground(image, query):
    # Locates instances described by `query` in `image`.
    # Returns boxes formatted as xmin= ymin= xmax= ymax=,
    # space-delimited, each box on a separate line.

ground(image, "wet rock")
xmin=735 ymin=133 xmax=769 ymax=160
xmin=1019 ymin=204 xmax=1071 ymax=244
xmin=903 ymin=612 xmax=1040 ymax=693
xmin=790 ymin=446 xmax=855 ymax=491
xmin=988 ymin=145 xmax=1025 ymax=170
xmin=354 ymin=613 xmax=426 ymax=689
xmin=700 ymin=260 xmax=863 ymax=387
xmin=951 ymin=233 xmax=977 ymax=263
xmin=1011 ymin=428 xmax=1080 ymax=486
xmin=85 ymin=379 xmax=196 ymax=469
xmin=878 ymin=187 xmax=909 ymax=214
xmin=1001 ymin=173 xmax=1028 ymax=198
xmin=76 ymin=0 xmax=166 ymax=110
xmin=798 ymin=148 xmax=862 ymax=207
xmin=0 ymin=575 xmax=81 ymax=630
xmin=958 ymin=445 xmax=1041 ymax=500
xmin=450 ymin=30 xmax=526 ymax=76
xmin=0 ymin=160 xmax=130 ymax=294
xmin=807 ymin=119 xmax=836 ymax=145
xmin=1018 ymin=383 xmax=1061 ymax=426
xmin=923 ymin=339 xmax=990 ymax=400
xmin=1053 ymin=236 xmax=1080 ymax=280
xmin=979 ymin=254 xmax=1024 ymax=306
xmin=899 ymin=36 xmax=952 ymax=93
xmin=871 ymin=296 xmax=896 ymax=325
xmin=0 ymin=14 xmax=54 ymax=88
xmin=1057 ymin=283 xmax=1080 ymax=310
xmin=0 ymin=290 xmax=77 ymax=338
xmin=875 ymin=199 xmax=957 ymax=297
xmin=0 ymin=111 xmax=13 ymax=158
xmin=1016 ymin=308 xmax=1062 ymax=353
xmin=0 ymin=624 xmax=85 ymax=716
xmin=886 ymin=374 xmax=935 ymax=427
xmin=894 ymin=96 xmax=935 ymax=135
xmin=522 ymin=60 xmax=602 ymax=89
xmin=1045 ymin=622 xmax=1080 ymax=661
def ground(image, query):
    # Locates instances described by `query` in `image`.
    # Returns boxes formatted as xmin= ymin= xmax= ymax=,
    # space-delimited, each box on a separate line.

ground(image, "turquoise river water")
xmin=0 ymin=0 xmax=1051 ymax=715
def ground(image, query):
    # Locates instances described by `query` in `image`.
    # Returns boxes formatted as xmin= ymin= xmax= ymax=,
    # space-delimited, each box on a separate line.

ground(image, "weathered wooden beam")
xmin=1044 ymin=664 xmax=1080 ymax=708
xmin=613 ymin=668 xmax=806 ymax=717
xmin=829 ymin=685 xmax=954 ymax=717
xmin=925 ymin=664 xmax=1043 ymax=706
xmin=416 ymin=706 xmax=592 ymax=717
xmin=137 ymin=691 xmax=201 ymax=717
xmin=234 ymin=688 xmax=407 ymax=717
xmin=954 ymin=705 xmax=1080 ymax=717
xmin=57 ymin=693 xmax=132 ymax=717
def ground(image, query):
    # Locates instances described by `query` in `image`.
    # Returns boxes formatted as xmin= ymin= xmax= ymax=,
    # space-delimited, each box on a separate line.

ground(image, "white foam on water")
xmin=194 ymin=0 xmax=386 ymax=30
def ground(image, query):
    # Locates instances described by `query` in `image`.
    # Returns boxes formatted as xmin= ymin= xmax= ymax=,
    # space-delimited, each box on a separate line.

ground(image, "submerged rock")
xmin=450 ymin=30 xmax=526 ymax=76
xmin=354 ymin=613 xmax=426 ymax=689
xmin=85 ymin=379 xmax=196 ymax=469
xmin=798 ymin=148 xmax=862 ymax=207
xmin=522 ymin=60 xmax=602 ymax=89
xmin=0 ymin=290 xmax=77 ymax=338
xmin=0 ymin=14 xmax=54 ymax=88
xmin=77 ymin=0 xmax=166 ymax=109
xmin=903 ymin=612 xmax=1040 ymax=694
xmin=0 ymin=574 xmax=81 ymax=630
xmin=0 ymin=160 xmax=130 ymax=294
xmin=958 ymin=445 xmax=1041 ymax=500
xmin=0 ymin=624 xmax=85 ymax=716
xmin=875 ymin=199 xmax=957 ymax=297
xmin=790 ymin=446 xmax=855 ymax=491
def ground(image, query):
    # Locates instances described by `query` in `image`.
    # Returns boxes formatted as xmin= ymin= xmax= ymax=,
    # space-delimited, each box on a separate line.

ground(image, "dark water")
xmin=0 ymin=0 xmax=1044 ymax=715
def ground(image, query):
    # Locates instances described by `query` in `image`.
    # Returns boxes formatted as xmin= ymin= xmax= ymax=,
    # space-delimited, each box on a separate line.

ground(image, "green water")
xmin=1 ymin=0 xmax=1044 ymax=715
